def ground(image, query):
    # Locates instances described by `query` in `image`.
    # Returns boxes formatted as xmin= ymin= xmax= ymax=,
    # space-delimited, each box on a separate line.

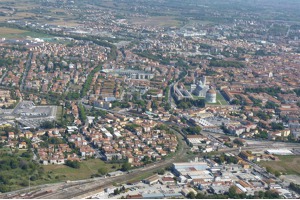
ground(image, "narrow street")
xmin=20 ymin=51 xmax=33 ymax=92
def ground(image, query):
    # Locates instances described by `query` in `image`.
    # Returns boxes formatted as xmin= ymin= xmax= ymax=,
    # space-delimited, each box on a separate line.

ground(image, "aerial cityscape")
xmin=0 ymin=0 xmax=299 ymax=199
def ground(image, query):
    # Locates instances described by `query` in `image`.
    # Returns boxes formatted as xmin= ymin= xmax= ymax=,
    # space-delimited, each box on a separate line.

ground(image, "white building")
xmin=191 ymin=76 xmax=209 ymax=97
xmin=206 ymin=88 xmax=217 ymax=103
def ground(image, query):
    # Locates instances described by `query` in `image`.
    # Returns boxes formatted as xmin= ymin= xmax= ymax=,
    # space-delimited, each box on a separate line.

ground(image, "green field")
xmin=0 ymin=147 xmax=11 ymax=154
xmin=0 ymin=154 xmax=122 ymax=192
xmin=216 ymin=92 xmax=229 ymax=105
xmin=126 ymin=171 xmax=155 ymax=183
xmin=0 ymin=27 xmax=52 ymax=39
xmin=259 ymin=155 xmax=300 ymax=176
xmin=56 ymin=106 xmax=63 ymax=123
xmin=43 ymin=159 xmax=121 ymax=181
xmin=15 ymin=149 xmax=27 ymax=156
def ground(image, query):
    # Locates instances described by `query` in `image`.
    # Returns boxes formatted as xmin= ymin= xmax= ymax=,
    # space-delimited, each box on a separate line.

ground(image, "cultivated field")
xmin=0 ymin=27 xmax=27 ymax=35
xmin=129 ymin=16 xmax=181 ymax=27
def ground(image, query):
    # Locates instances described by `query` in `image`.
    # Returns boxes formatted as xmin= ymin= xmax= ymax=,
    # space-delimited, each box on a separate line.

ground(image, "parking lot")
xmin=11 ymin=101 xmax=58 ymax=128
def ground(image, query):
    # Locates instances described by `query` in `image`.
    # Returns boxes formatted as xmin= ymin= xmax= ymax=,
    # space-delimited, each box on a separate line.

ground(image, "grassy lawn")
xmin=259 ymin=155 xmax=300 ymax=176
xmin=184 ymin=84 xmax=191 ymax=91
xmin=216 ymin=92 xmax=228 ymax=105
xmin=0 ymin=147 xmax=11 ymax=154
xmin=126 ymin=171 xmax=155 ymax=183
xmin=56 ymin=105 xmax=63 ymax=123
xmin=0 ymin=158 xmax=122 ymax=192
xmin=192 ymin=95 xmax=205 ymax=100
xmin=43 ymin=159 xmax=121 ymax=181
xmin=15 ymin=149 xmax=27 ymax=156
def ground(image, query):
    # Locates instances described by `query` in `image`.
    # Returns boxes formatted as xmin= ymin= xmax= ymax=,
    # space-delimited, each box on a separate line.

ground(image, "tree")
xmin=81 ymin=65 xmax=102 ymax=97
xmin=233 ymin=138 xmax=244 ymax=147
xmin=151 ymin=101 xmax=158 ymax=110
xmin=106 ymin=127 xmax=114 ymax=134
xmin=258 ymin=190 xmax=265 ymax=198
xmin=120 ymin=185 xmax=126 ymax=192
xmin=271 ymin=122 xmax=284 ymax=130
xmin=10 ymin=159 xmax=18 ymax=169
xmin=19 ymin=159 xmax=28 ymax=170
xmin=266 ymin=166 xmax=273 ymax=174
xmin=78 ymin=104 xmax=87 ymax=123
xmin=164 ymin=103 xmax=171 ymax=111
xmin=121 ymin=162 xmax=131 ymax=171
xmin=187 ymin=192 xmax=196 ymax=199
xmin=294 ymin=88 xmax=300 ymax=97
xmin=264 ymin=190 xmax=280 ymax=199
xmin=184 ymin=126 xmax=202 ymax=135
xmin=256 ymin=130 xmax=268 ymax=139
xmin=40 ymin=121 xmax=55 ymax=129
xmin=231 ymin=99 xmax=240 ymax=105
xmin=0 ymin=184 xmax=10 ymax=193
xmin=30 ymin=175 xmax=38 ymax=181
xmin=195 ymin=193 xmax=205 ymax=199
xmin=289 ymin=182 xmax=300 ymax=194
xmin=265 ymin=101 xmax=278 ymax=109
xmin=228 ymin=186 xmax=237 ymax=198
xmin=48 ymin=137 xmax=64 ymax=144
xmin=209 ymin=60 xmax=245 ymax=68
xmin=66 ymin=92 xmax=80 ymax=100
xmin=274 ymin=171 xmax=281 ymax=177
xmin=142 ymin=156 xmax=151 ymax=164
xmin=98 ymin=166 xmax=108 ymax=175
xmin=114 ymin=188 xmax=120 ymax=195
xmin=65 ymin=160 xmax=80 ymax=169
xmin=157 ymin=168 xmax=165 ymax=175
xmin=124 ymin=124 xmax=140 ymax=132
